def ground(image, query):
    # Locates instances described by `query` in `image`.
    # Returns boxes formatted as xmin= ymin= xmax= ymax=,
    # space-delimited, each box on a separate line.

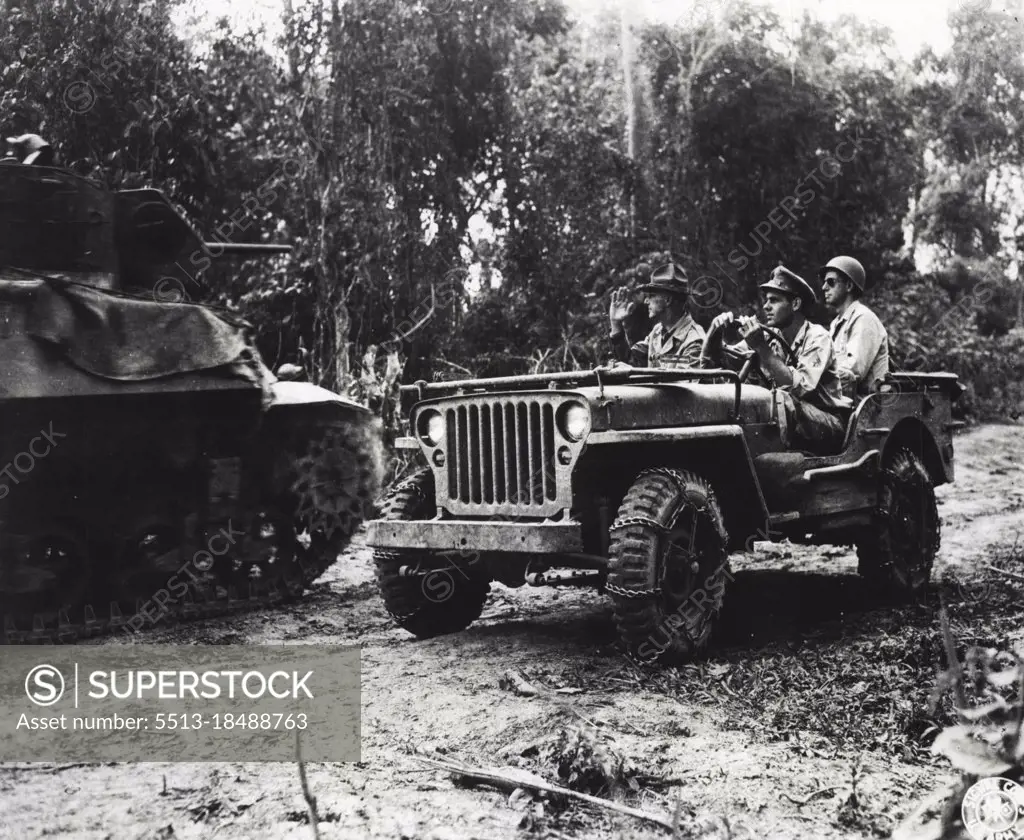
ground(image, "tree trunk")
xmin=282 ymin=0 xmax=301 ymax=90
xmin=334 ymin=300 xmax=351 ymax=391
xmin=1017 ymin=264 xmax=1024 ymax=329
xmin=621 ymin=2 xmax=636 ymax=164
xmin=620 ymin=1 xmax=640 ymax=238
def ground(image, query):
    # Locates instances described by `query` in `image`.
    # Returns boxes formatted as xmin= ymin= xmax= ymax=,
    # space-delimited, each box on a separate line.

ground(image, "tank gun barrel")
xmin=204 ymin=242 xmax=292 ymax=255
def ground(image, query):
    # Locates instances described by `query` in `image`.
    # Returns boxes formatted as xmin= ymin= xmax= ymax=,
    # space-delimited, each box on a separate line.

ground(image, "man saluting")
xmin=607 ymin=261 xmax=705 ymax=369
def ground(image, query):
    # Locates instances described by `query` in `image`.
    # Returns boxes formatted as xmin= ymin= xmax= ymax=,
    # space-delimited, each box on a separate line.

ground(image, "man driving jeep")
xmin=607 ymin=262 xmax=705 ymax=369
xmin=703 ymin=265 xmax=852 ymax=453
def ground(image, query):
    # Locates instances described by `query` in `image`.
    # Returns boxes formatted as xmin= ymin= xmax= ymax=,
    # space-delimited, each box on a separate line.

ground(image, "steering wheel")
xmin=701 ymin=319 xmax=798 ymax=383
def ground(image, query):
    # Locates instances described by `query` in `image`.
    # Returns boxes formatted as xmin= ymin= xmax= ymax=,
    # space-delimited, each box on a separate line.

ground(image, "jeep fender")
xmin=881 ymin=417 xmax=951 ymax=486
xmin=580 ymin=425 xmax=770 ymax=551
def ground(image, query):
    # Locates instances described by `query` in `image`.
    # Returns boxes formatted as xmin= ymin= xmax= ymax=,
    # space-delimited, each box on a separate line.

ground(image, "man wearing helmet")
xmin=820 ymin=256 xmax=890 ymax=400
xmin=704 ymin=265 xmax=852 ymax=453
xmin=608 ymin=262 xmax=705 ymax=369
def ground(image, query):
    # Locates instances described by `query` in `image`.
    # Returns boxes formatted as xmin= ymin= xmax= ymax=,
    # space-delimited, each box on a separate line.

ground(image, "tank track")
xmin=1 ymin=548 xmax=336 ymax=644
xmin=1 ymin=410 xmax=384 ymax=645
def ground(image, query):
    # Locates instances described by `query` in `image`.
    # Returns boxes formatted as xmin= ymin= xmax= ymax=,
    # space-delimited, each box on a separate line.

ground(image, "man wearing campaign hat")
xmin=608 ymin=261 xmax=705 ymax=369
xmin=820 ymin=256 xmax=889 ymax=400
xmin=705 ymin=264 xmax=851 ymax=453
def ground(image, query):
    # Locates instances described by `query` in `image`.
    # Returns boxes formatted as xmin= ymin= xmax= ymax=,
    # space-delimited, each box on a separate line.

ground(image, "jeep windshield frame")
xmin=401 ymin=366 xmax=744 ymax=421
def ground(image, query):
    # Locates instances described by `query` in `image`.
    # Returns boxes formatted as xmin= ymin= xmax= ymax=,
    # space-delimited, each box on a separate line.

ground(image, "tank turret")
xmin=0 ymin=135 xmax=291 ymax=294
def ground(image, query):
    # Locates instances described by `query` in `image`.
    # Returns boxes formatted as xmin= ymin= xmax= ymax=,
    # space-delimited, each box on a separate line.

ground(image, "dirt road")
xmin=3 ymin=423 xmax=1024 ymax=840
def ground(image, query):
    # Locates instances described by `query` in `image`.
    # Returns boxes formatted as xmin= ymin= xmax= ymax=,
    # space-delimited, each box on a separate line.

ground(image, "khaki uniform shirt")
xmin=763 ymin=320 xmax=852 ymax=412
xmin=829 ymin=301 xmax=889 ymax=399
xmin=612 ymin=312 xmax=705 ymax=369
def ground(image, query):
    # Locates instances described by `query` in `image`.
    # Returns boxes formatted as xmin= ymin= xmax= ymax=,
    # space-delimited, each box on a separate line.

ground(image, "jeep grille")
xmin=439 ymin=397 xmax=572 ymax=517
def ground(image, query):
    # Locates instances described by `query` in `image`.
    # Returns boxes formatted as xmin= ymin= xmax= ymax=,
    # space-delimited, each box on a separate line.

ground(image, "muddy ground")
xmin=2 ymin=423 xmax=1024 ymax=840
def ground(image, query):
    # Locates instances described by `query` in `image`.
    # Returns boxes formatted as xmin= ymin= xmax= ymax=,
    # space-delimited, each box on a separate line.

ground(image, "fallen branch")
xmin=984 ymin=564 xmax=1024 ymax=584
xmin=501 ymin=669 xmax=539 ymax=697
xmin=436 ymin=359 xmax=476 ymax=377
xmin=295 ymin=729 xmax=322 ymax=840
xmin=0 ymin=762 xmax=114 ymax=774
xmin=781 ymin=786 xmax=839 ymax=807
xmin=568 ymin=705 xmax=603 ymax=731
xmin=415 ymin=754 xmax=677 ymax=832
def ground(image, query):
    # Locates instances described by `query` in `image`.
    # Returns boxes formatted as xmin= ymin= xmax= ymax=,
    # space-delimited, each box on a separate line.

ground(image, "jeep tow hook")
xmin=526 ymin=570 xmax=605 ymax=588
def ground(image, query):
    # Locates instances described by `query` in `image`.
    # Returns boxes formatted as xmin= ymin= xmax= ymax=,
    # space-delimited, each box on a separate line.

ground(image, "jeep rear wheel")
xmin=856 ymin=448 xmax=940 ymax=598
xmin=372 ymin=469 xmax=490 ymax=639
xmin=606 ymin=468 xmax=730 ymax=665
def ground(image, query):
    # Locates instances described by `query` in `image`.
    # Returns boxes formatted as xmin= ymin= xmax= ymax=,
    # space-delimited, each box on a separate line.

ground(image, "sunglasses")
xmin=822 ymin=275 xmax=844 ymax=288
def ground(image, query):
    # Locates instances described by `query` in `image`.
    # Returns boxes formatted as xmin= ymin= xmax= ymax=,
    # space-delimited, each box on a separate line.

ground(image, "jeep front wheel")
xmin=856 ymin=448 xmax=940 ymax=598
xmin=372 ymin=469 xmax=490 ymax=638
xmin=606 ymin=468 xmax=730 ymax=665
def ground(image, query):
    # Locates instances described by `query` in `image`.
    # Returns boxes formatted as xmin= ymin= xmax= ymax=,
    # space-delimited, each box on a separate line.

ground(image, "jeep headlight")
xmin=558 ymin=402 xmax=590 ymax=441
xmin=416 ymin=409 xmax=445 ymax=446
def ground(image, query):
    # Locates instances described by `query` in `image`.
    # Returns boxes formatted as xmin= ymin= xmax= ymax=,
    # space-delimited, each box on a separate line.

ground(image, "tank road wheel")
xmin=230 ymin=506 xmax=305 ymax=600
xmin=114 ymin=518 xmax=187 ymax=606
xmin=857 ymin=448 xmax=940 ymax=598
xmin=0 ymin=522 xmax=91 ymax=637
xmin=372 ymin=469 xmax=490 ymax=639
xmin=606 ymin=469 xmax=730 ymax=666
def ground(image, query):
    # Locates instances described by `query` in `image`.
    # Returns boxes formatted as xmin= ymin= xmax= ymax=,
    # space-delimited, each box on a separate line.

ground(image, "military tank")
xmin=0 ymin=135 xmax=384 ymax=642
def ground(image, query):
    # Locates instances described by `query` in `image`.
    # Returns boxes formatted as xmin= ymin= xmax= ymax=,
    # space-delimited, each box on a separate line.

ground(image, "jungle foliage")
xmin=2 ymin=0 xmax=1024 ymax=428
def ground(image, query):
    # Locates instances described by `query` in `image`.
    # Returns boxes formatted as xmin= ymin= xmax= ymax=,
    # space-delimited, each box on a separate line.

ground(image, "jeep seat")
xmin=771 ymin=390 xmax=852 ymax=457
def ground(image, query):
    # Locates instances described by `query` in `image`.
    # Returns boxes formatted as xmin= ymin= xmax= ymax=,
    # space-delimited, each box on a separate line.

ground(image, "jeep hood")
xmin=567 ymin=382 xmax=775 ymax=432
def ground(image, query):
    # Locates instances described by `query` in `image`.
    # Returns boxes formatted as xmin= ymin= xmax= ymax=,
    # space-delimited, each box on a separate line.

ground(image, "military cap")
xmin=636 ymin=262 xmax=689 ymax=297
xmin=759 ymin=264 xmax=817 ymax=307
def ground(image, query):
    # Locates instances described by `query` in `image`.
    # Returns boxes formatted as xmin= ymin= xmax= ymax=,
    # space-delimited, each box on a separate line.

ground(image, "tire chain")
xmin=860 ymin=450 xmax=940 ymax=585
xmin=608 ymin=515 xmax=672 ymax=536
xmin=372 ymin=470 xmax=438 ymax=623
xmin=603 ymin=580 xmax=662 ymax=599
xmin=606 ymin=466 xmax=716 ymax=601
xmin=643 ymin=466 xmax=717 ymax=522
xmin=882 ymin=454 xmax=942 ymax=539
xmin=606 ymin=512 xmax=667 ymax=598
xmin=374 ymin=547 xmax=429 ymax=623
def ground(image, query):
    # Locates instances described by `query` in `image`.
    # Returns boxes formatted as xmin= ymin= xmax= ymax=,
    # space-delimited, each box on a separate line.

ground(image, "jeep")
xmin=366 ymin=323 xmax=962 ymax=664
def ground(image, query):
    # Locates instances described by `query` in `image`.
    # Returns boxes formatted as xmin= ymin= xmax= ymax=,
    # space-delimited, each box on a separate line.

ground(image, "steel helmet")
xmin=819 ymin=256 xmax=866 ymax=293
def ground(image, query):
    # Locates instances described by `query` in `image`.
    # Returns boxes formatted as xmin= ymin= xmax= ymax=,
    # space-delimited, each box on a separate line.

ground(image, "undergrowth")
xmin=636 ymin=547 xmax=1024 ymax=763
xmin=506 ymin=553 xmax=1024 ymax=768
xmin=893 ymin=609 xmax=1024 ymax=839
